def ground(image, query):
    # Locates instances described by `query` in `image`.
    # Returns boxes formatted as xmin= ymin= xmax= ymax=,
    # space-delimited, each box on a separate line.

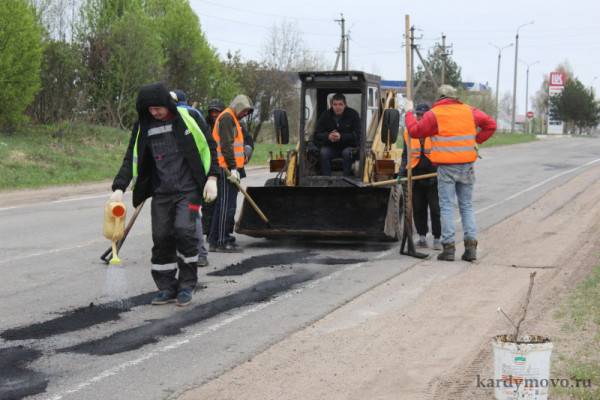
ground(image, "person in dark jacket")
xmin=206 ymin=99 xmax=225 ymax=131
xmin=173 ymin=89 xmax=211 ymax=267
xmin=202 ymin=98 xmax=255 ymax=242
xmin=313 ymin=93 xmax=361 ymax=176
xmin=174 ymin=89 xmax=210 ymax=135
xmin=109 ymin=82 xmax=219 ymax=306
xmin=208 ymin=94 xmax=253 ymax=252
xmin=400 ymin=103 xmax=441 ymax=250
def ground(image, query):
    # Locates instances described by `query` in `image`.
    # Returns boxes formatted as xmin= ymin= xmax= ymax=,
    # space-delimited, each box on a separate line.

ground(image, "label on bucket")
xmin=493 ymin=339 xmax=553 ymax=400
xmin=514 ymin=356 xmax=526 ymax=366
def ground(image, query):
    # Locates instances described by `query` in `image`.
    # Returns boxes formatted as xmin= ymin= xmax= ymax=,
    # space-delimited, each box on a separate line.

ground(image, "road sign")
xmin=527 ymin=111 xmax=534 ymax=119
xmin=548 ymin=72 xmax=566 ymax=134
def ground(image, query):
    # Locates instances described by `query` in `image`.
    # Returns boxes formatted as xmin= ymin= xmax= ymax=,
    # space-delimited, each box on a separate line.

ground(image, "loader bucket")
xmin=236 ymin=186 xmax=400 ymax=241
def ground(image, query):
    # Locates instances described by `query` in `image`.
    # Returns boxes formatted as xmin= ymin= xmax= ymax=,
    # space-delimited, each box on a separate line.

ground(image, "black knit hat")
xmin=207 ymin=99 xmax=225 ymax=112
xmin=136 ymin=82 xmax=178 ymax=120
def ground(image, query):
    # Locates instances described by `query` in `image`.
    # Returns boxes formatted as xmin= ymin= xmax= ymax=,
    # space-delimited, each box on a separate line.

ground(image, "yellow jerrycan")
xmin=103 ymin=201 xmax=127 ymax=265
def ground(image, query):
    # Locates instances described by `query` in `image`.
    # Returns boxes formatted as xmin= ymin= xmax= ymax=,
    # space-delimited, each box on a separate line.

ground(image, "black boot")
xmin=437 ymin=242 xmax=455 ymax=261
xmin=462 ymin=239 xmax=478 ymax=262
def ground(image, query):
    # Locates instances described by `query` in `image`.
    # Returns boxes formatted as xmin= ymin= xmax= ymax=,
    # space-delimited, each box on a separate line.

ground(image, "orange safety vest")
xmin=403 ymin=129 xmax=432 ymax=169
xmin=429 ymin=103 xmax=478 ymax=164
xmin=212 ymin=107 xmax=245 ymax=169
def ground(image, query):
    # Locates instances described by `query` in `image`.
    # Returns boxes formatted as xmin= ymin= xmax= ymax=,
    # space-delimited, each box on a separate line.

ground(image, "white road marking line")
xmin=45 ymin=248 xmax=396 ymax=400
xmin=0 ymin=240 xmax=105 ymax=265
xmin=474 ymin=157 xmax=600 ymax=215
xmin=23 ymin=159 xmax=600 ymax=398
xmin=50 ymin=194 xmax=109 ymax=204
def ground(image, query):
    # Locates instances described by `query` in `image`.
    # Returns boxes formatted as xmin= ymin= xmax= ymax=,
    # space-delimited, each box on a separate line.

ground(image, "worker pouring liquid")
xmin=405 ymin=85 xmax=497 ymax=262
xmin=109 ymin=82 xmax=219 ymax=306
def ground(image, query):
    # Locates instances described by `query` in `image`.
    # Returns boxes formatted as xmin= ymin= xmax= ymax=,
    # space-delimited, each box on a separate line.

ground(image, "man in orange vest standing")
xmin=400 ymin=103 xmax=442 ymax=251
xmin=405 ymin=85 xmax=496 ymax=261
xmin=208 ymin=94 xmax=254 ymax=252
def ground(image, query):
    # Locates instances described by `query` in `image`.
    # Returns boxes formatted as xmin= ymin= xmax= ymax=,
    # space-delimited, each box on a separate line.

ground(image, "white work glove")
xmin=109 ymin=189 xmax=123 ymax=203
xmin=227 ymin=169 xmax=241 ymax=185
xmin=405 ymin=100 xmax=414 ymax=113
xmin=203 ymin=177 xmax=218 ymax=203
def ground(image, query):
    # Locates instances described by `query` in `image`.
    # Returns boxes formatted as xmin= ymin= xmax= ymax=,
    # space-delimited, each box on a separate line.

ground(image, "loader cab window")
xmin=303 ymin=89 xmax=363 ymax=141
xmin=326 ymin=93 xmax=362 ymax=117
xmin=366 ymin=85 xmax=379 ymax=138
xmin=304 ymin=88 xmax=318 ymax=140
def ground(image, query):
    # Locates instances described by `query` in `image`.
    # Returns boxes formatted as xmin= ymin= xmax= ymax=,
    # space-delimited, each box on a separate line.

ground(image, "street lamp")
xmin=510 ymin=20 xmax=534 ymax=133
xmin=519 ymin=59 xmax=540 ymax=133
xmin=489 ymin=42 xmax=513 ymax=119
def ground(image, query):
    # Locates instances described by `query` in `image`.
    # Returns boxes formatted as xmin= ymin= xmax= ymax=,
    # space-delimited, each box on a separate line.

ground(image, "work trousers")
xmin=150 ymin=192 xmax=199 ymax=292
xmin=208 ymin=170 xmax=239 ymax=246
xmin=412 ymin=178 xmax=441 ymax=238
xmin=319 ymin=146 xmax=355 ymax=176
xmin=437 ymin=164 xmax=477 ymax=244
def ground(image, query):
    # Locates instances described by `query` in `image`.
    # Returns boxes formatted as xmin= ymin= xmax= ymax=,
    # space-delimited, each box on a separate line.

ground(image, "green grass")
xmin=481 ymin=132 xmax=538 ymax=147
xmin=0 ymin=124 xmax=540 ymax=191
xmin=0 ymin=122 xmax=128 ymax=191
xmin=551 ymin=266 xmax=600 ymax=399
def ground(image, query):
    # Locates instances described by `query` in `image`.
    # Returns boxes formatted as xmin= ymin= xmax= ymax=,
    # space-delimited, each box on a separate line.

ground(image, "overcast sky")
xmin=189 ymin=0 xmax=600 ymax=116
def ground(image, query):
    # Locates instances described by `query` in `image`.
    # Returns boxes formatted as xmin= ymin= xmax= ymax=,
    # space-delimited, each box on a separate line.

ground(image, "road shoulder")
xmin=177 ymin=164 xmax=600 ymax=400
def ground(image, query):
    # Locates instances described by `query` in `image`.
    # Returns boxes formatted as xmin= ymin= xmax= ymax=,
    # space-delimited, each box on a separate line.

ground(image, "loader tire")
xmin=273 ymin=109 xmax=290 ymax=145
xmin=381 ymin=108 xmax=400 ymax=144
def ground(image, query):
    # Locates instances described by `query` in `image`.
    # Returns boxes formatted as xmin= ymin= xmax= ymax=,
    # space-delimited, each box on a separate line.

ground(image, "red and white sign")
xmin=527 ymin=111 xmax=534 ymax=119
xmin=549 ymin=72 xmax=566 ymax=87
xmin=548 ymin=72 xmax=566 ymax=134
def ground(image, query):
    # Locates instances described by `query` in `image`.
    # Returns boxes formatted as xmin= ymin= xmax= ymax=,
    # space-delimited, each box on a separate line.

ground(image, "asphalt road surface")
xmin=1 ymin=136 xmax=600 ymax=400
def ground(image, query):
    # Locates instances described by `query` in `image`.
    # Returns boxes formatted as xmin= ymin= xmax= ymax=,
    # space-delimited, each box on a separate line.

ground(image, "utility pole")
xmin=410 ymin=25 xmax=415 ymax=95
xmin=335 ymin=14 xmax=347 ymax=71
xmin=511 ymin=21 xmax=534 ymax=133
xmin=438 ymin=33 xmax=452 ymax=85
xmin=333 ymin=39 xmax=342 ymax=71
xmin=489 ymin=42 xmax=513 ymax=119
xmin=520 ymin=59 xmax=539 ymax=134
xmin=345 ymin=30 xmax=350 ymax=70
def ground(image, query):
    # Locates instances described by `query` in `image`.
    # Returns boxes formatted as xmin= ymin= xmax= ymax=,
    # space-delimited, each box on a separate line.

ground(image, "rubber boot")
xmin=462 ymin=239 xmax=478 ymax=262
xmin=437 ymin=242 xmax=455 ymax=261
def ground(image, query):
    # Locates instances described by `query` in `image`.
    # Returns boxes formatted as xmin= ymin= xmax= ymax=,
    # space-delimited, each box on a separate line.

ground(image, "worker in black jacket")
xmin=400 ymin=103 xmax=441 ymax=250
xmin=313 ymin=93 xmax=361 ymax=176
xmin=110 ymin=82 xmax=219 ymax=307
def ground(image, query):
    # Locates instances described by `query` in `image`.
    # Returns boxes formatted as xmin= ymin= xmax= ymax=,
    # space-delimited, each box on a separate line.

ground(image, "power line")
xmin=208 ymin=37 xmax=262 ymax=49
xmin=194 ymin=0 xmax=330 ymax=22
xmin=197 ymin=11 xmax=338 ymax=38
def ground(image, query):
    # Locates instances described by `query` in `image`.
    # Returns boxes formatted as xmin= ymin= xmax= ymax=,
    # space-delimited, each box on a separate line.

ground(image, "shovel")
xmin=224 ymin=170 xmax=273 ymax=228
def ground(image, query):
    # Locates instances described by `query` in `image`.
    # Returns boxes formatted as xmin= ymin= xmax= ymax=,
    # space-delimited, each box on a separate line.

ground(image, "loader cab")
xmin=298 ymin=71 xmax=381 ymax=186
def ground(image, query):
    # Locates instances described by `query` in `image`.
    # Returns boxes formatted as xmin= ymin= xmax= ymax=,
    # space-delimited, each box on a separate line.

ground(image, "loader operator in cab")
xmin=313 ymin=93 xmax=361 ymax=176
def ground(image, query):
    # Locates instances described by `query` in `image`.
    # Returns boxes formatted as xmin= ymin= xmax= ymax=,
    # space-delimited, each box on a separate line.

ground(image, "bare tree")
xmin=30 ymin=0 xmax=80 ymax=41
xmin=249 ymin=21 xmax=323 ymax=142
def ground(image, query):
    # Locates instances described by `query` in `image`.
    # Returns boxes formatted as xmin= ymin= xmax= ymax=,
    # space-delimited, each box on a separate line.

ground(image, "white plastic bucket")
xmin=491 ymin=335 xmax=553 ymax=400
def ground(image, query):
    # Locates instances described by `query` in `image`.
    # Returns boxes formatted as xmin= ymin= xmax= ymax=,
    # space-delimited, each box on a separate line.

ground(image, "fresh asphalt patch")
xmin=207 ymin=251 xmax=368 ymax=276
xmin=0 ymin=250 xmax=367 ymax=399
xmin=58 ymin=271 xmax=318 ymax=356
xmin=1 ymin=292 xmax=155 ymax=341
xmin=0 ymin=346 xmax=48 ymax=400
